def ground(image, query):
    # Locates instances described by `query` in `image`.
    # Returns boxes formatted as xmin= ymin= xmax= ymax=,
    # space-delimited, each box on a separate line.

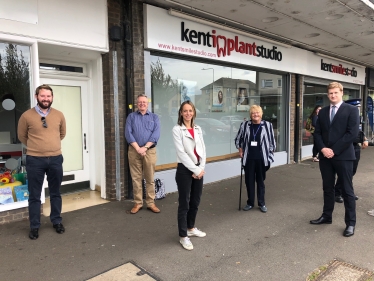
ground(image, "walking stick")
xmin=239 ymin=159 xmax=243 ymax=211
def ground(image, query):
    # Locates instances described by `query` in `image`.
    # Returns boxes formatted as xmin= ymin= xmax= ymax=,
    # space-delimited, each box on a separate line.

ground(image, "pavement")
xmin=1 ymin=148 xmax=374 ymax=281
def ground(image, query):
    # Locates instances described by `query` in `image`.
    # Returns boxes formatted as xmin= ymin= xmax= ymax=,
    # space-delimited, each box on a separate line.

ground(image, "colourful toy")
xmin=0 ymin=171 xmax=14 ymax=184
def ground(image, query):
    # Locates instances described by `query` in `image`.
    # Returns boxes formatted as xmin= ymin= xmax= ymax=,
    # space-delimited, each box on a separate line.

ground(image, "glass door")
xmin=40 ymin=78 xmax=89 ymax=186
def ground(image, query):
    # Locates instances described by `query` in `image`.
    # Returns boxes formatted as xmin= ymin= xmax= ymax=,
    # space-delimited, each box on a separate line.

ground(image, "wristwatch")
xmin=144 ymin=146 xmax=149 ymax=150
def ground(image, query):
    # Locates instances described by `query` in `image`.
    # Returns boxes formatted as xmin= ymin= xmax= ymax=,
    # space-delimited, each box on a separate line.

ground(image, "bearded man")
xmin=18 ymin=84 xmax=66 ymax=240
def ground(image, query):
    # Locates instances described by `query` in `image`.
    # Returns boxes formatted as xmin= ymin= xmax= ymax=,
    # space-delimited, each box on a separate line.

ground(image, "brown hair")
xmin=35 ymin=84 xmax=53 ymax=96
xmin=327 ymin=82 xmax=343 ymax=92
xmin=249 ymin=104 xmax=263 ymax=118
xmin=177 ymin=101 xmax=196 ymax=127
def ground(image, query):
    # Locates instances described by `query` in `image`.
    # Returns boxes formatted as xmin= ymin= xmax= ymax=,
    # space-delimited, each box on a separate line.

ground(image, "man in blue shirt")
xmin=125 ymin=94 xmax=161 ymax=214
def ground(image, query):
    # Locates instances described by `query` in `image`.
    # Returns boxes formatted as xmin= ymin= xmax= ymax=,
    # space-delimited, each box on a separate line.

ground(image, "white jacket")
xmin=172 ymin=124 xmax=206 ymax=176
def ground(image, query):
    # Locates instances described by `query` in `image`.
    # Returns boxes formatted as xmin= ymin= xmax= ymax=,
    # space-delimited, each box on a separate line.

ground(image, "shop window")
xmin=302 ymin=83 xmax=360 ymax=147
xmin=40 ymin=63 xmax=83 ymax=73
xmin=261 ymin=79 xmax=273 ymax=88
xmin=0 ymin=42 xmax=31 ymax=206
xmin=0 ymin=42 xmax=31 ymax=144
xmin=150 ymin=55 xmax=286 ymax=167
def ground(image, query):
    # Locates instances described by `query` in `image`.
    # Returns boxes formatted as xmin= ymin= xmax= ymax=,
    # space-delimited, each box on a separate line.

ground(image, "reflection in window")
xmin=0 ymin=42 xmax=31 ymax=144
xmin=302 ymin=83 xmax=360 ymax=146
xmin=261 ymin=79 xmax=273 ymax=88
xmin=150 ymin=56 xmax=286 ymax=166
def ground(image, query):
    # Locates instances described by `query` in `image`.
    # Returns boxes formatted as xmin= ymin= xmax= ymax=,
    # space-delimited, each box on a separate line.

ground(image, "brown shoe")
xmin=130 ymin=204 xmax=143 ymax=214
xmin=147 ymin=204 xmax=160 ymax=213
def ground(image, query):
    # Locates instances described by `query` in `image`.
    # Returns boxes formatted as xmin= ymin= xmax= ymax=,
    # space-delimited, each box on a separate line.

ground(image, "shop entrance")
xmin=40 ymin=78 xmax=90 ymax=187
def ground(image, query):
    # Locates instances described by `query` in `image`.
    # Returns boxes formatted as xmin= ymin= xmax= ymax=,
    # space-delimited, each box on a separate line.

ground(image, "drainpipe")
xmin=294 ymin=74 xmax=300 ymax=163
xmin=109 ymin=25 xmax=122 ymax=201
xmin=123 ymin=0 xmax=134 ymax=199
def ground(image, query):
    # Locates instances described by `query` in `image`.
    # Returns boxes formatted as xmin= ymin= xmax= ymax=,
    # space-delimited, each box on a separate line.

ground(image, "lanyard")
xmin=252 ymin=124 xmax=261 ymax=141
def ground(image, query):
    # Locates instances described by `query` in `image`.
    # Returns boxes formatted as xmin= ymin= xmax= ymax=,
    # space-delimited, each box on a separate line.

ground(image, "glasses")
xmin=41 ymin=117 xmax=48 ymax=128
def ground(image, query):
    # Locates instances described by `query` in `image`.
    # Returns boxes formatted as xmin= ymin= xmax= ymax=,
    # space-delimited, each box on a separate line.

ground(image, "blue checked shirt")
xmin=125 ymin=110 xmax=160 ymax=147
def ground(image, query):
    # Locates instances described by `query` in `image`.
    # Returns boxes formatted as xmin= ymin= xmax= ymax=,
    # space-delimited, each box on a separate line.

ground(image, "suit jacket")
xmin=234 ymin=120 xmax=276 ymax=167
xmin=172 ymin=124 xmax=206 ymax=176
xmin=314 ymin=102 xmax=359 ymax=160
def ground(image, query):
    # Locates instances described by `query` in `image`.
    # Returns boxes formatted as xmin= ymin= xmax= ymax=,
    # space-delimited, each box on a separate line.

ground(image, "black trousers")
xmin=244 ymin=159 xmax=266 ymax=207
xmin=176 ymin=163 xmax=203 ymax=237
xmin=335 ymin=147 xmax=360 ymax=197
xmin=319 ymin=158 xmax=356 ymax=227
xmin=312 ymin=133 xmax=319 ymax=158
xmin=26 ymin=155 xmax=64 ymax=229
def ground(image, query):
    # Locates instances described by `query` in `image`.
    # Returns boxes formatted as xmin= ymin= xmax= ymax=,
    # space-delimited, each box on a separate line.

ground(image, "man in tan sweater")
xmin=18 ymin=84 xmax=66 ymax=240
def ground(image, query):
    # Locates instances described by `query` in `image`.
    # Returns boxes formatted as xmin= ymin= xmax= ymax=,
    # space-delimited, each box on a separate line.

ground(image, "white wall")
xmin=156 ymin=151 xmax=288 ymax=193
xmin=0 ymin=0 xmax=108 ymax=51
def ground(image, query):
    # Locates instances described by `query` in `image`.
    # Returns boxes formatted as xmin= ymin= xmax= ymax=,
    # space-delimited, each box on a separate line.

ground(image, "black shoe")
xmin=335 ymin=196 xmax=343 ymax=203
xmin=259 ymin=205 xmax=267 ymax=213
xmin=29 ymin=228 xmax=39 ymax=240
xmin=310 ymin=216 xmax=332 ymax=225
xmin=53 ymin=223 xmax=65 ymax=234
xmin=355 ymin=196 xmax=359 ymax=200
xmin=243 ymin=205 xmax=253 ymax=211
xmin=343 ymin=226 xmax=355 ymax=237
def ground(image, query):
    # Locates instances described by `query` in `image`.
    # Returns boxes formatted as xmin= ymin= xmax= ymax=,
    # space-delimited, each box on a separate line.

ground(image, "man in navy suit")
xmin=310 ymin=82 xmax=359 ymax=237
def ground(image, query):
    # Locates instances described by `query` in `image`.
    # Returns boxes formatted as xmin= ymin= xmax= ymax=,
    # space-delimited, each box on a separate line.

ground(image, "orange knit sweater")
xmin=17 ymin=108 xmax=66 ymax=156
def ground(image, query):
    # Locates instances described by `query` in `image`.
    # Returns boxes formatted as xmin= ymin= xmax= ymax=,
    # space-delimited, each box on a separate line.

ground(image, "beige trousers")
xmin=128 ymin=145 xmax=157 ymax=206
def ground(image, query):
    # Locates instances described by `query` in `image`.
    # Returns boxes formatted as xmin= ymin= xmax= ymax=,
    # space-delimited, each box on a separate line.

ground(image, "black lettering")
xmin=277 ymin=52 xmax=282 ymax=61
xmin=197 ymin=32 xmax=206 ymax=45
xmin=206 ymin=33 xmax=212 ymax=47
xmin=269 ymin=46 xmax=276 ymax=60
xmin=256 ymin=45 xmax=264 ymax=57
xmin=189 ymin=30 xmax=197 ymax=44
xmin=181 ymin=22 xmax=189 ymax=42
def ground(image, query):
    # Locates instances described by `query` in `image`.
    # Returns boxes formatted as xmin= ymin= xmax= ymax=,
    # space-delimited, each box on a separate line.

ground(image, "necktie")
xmin=330 ymin=105 xmax=336 ymax=123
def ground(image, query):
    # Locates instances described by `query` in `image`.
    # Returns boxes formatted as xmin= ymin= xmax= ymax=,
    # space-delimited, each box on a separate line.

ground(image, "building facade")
xmin=0 ymin=0 xmax=366 ymax=223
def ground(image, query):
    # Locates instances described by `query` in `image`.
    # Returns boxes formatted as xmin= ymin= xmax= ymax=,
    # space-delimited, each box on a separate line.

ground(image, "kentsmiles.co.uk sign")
xmin=320 ymin=59 xmax=358 ymax=77
xmin=180 ymin=22 xmax=283 ymax=61
xmin=144 ymin=4 xmax=365 ymax=84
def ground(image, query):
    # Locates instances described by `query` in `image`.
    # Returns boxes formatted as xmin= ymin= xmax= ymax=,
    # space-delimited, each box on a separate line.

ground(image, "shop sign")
xmin=320 ymin=59 xmax=358 ymax=77
xmin=144 ymin=4 xmax=366 ymax=85
xmin=180 ymin=22 xmax=282 ymax=61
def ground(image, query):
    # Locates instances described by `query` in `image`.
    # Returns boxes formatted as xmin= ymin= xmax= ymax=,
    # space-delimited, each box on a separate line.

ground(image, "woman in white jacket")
xmin=172 ymin=101 xmax=206 ymax=251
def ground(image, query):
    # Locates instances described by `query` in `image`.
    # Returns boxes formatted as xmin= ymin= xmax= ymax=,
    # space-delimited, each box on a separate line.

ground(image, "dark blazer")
xmin=314 ymin=102 xmax=359 ymax=160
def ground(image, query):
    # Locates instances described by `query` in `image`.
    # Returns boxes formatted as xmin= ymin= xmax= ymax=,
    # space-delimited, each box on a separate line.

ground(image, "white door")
xmin=40 ymin=78 xmax=90 ymax=186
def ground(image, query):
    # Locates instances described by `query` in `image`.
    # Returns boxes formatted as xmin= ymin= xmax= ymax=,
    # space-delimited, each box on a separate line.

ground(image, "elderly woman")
xmin=234 ymin=105 xmax=276 ymax=213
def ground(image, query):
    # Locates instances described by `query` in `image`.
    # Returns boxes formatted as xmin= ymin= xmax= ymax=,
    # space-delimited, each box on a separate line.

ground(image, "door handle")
xmin=84 ymin=133 xmax=86 ymax=150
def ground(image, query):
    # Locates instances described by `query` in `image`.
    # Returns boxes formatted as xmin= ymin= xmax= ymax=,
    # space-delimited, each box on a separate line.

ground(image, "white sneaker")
xmin=179 ymin=237 xmax=193 ymax=250
xmin=187 ymin=228 xmax=206 ymax=237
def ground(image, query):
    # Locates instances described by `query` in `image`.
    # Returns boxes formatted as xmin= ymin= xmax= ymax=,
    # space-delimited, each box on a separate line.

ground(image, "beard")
xmin=37 ymin=99 xmax=52 ymax=109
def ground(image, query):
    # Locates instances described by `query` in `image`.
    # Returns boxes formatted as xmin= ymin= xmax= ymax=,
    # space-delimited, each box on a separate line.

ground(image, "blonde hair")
xmin=249 ymin=105 xmax=263 ymax=118
xmin=327 ymin=82 xmax=343 ymax=92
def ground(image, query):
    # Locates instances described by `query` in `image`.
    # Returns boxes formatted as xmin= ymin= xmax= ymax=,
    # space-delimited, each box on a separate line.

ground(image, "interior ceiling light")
xmin=305 ymin=33 xmax=320 ymax=38
xmin=325 ymin=14 xmax=344 ymax=20
xmin=335 ymin=44 xmax=353 ymax=48
xmin=262 ymin=17 xmax=279 ymax=23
